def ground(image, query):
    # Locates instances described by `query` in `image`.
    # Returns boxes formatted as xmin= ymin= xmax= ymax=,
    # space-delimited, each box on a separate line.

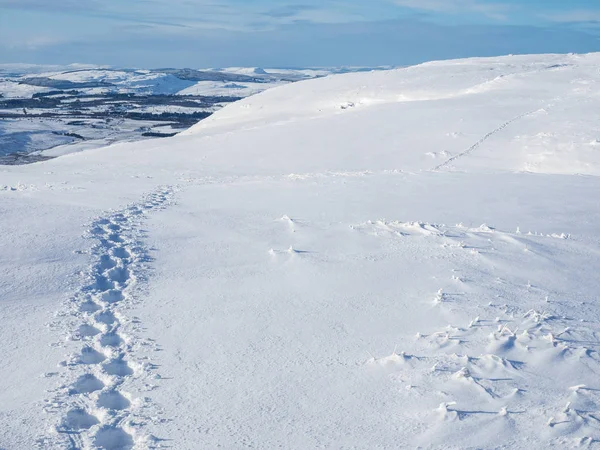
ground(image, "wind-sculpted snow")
xmin=2 ymin=53 xmax=600 ymax=449
xmin=355 ymin=221 xmax=600 ymax=446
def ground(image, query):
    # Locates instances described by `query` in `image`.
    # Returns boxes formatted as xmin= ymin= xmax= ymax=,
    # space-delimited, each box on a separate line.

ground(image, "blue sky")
xmin=0 ymin=0 xmax=599 ymax=68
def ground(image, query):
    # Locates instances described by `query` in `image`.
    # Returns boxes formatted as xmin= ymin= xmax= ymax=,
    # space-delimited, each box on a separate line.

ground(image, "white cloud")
xmin=0 ymin=0 xmax=371 ymax=31
xmin=392 ymin=0 xmax=513 ymax=20
xmin=541 ymin=10 xmax=600 ymax=23
xmin=2 ymin=34 xmax=66 ymax=50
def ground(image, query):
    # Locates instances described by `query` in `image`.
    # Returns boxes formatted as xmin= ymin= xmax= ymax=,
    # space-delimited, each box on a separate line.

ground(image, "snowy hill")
xmin=0 ymin=65 xmax=385 ymax=99
xmin=1 ymin=53 xmax=600 ymax=449
xmin=0 ymin=65 xmax=385 ymax=161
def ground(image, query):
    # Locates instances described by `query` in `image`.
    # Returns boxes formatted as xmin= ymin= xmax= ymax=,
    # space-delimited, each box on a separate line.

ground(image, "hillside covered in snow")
xmin=0 ymin=65 xmax=383 ymax=163
xmin=1 ymin=53 xmax=600 ymax=449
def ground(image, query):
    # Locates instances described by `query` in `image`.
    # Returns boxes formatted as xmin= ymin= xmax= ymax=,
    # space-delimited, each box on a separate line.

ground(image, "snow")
xmin=128 ymin=104 xmax=220 ymax=115
xmin=176 ymin=80 xmax=288 ymax=97
xmin=1 ymin=65 xmax=364 ymax=157
xmin=42 ymin=70 xmax=196 ymax=95
xmin=217 ymin=67 xmax=271 ymax=76
xmin=1 ymin=66 xmax=386 ymax=101
xmin=0 ymin=120 xmax=79 ymax=156
xmin=0 ymin=80 xmax=52 ymax=98
xmin=2 ymin=53 xmax=600 ymax=449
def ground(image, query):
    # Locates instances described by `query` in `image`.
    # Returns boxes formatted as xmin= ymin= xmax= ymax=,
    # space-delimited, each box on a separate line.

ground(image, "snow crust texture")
xmin=357 ymin=221 xmax=600 ymax=448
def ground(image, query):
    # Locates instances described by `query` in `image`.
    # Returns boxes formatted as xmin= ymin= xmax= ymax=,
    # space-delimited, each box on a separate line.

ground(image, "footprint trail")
xmin=40 ymin=187 xmax=174 ymax=449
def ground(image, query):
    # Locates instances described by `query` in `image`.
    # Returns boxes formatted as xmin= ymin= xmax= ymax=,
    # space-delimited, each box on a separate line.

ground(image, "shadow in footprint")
xmin=80 ymin=300 xmax=102 ymax=313
xmin=111 ymin=247 xmax=132 ymax=260
xmin=101 ymin=290 xmax=125 ymax=304
xmin=70 ymin=374 xmax=104 ymax=394
xmin=94 ymin=426 xmax=134 ymax=450
xmin=80 ymin=347 xmax=106 ymax=365
xmin=108 ymin=233 xmax=124 ymax=244
xmin=64 ymin=408 xmax=99 ymax=430
xmin=77 ymin=324 xmax=101 ymax=338
xmin=95 ymin=310 xmax=117 ymax=325
xmin=107 ymin=267 xmax=130 ymax=284
xmin=100 ymin=333 xmax=123 ymax=348
xmin=89 ymin=275 xmax=114 ymax=293
xmin=103 ymin=358 xmax=134 ymax=377
xmin=97 ymin=390 xmax=131 ymax=411
xmin=90 ymin=226 xmax=107 ymax=236
xmin=97 ymin=255 xmax=117 ymax=271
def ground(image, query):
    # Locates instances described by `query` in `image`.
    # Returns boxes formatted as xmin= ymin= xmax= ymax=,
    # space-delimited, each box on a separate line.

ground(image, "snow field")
xmin=1 ymin=53 xmax=600 ymax=448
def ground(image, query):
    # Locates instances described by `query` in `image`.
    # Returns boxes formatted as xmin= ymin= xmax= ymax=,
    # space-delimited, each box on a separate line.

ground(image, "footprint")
xmin=97 ymin=255 xmax=117 ymax=271
xmin=107 ymin=267 xmax=130 ymax=284
xmin=77 ymin=324 xmax=101 ymax=338
xmin=111 ymin=247 xmax=131 ymax=260
xmin=80 ymin=347 xmax=106 ymax=365
xmin=70 ymin=374 xmax=104 ymax=394
xmin=108 ymin=233 xmax=124 ymax=244
xmin=97 ymin=390 xmax=131 ymax=411
xmin=93 ymin=426 xmax=134 ymax=450
xmin=64 ymin=408 xmax=99 ymax=430
xmin=103 ymin=358 xmax=134 ymax=377
xmin=100 ymin=290 xmax=125 ymax=304
xmin=80 ymin=300 xmax=102 ymax=313
xmin=100 ymin=333 xmax=123 ymax=348
xmin=90 ymin=275 xmax=114 ymax=293
xmin=128 ymin=207 xmax=143 ymax=216
xmin=95 ymin=310 xmax=117 ymax=325
xmin=90 ymin=226 xmax=107 ymax=236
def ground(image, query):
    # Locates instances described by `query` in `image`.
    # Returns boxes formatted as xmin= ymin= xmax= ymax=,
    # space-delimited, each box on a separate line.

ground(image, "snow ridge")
xmin=40 ymin=187 xmax=175 ymax=449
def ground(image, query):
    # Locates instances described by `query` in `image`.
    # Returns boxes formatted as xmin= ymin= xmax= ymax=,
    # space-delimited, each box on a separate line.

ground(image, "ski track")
xmin=40 ymin=187 xmax=175 ymax=450
xmin=355 ymin=221 xmax=600 ymax=447
xmin=431 ymin=108 xmax=543 ymax=172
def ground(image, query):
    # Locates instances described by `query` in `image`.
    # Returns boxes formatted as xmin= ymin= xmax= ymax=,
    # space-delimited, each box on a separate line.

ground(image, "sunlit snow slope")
xmin=1 ymin=53 xmax=600 ymax=449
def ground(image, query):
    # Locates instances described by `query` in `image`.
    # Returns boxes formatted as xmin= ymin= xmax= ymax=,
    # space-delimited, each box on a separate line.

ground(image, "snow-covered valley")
xmin=1 ymin=53 xmax=600 ymax=449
